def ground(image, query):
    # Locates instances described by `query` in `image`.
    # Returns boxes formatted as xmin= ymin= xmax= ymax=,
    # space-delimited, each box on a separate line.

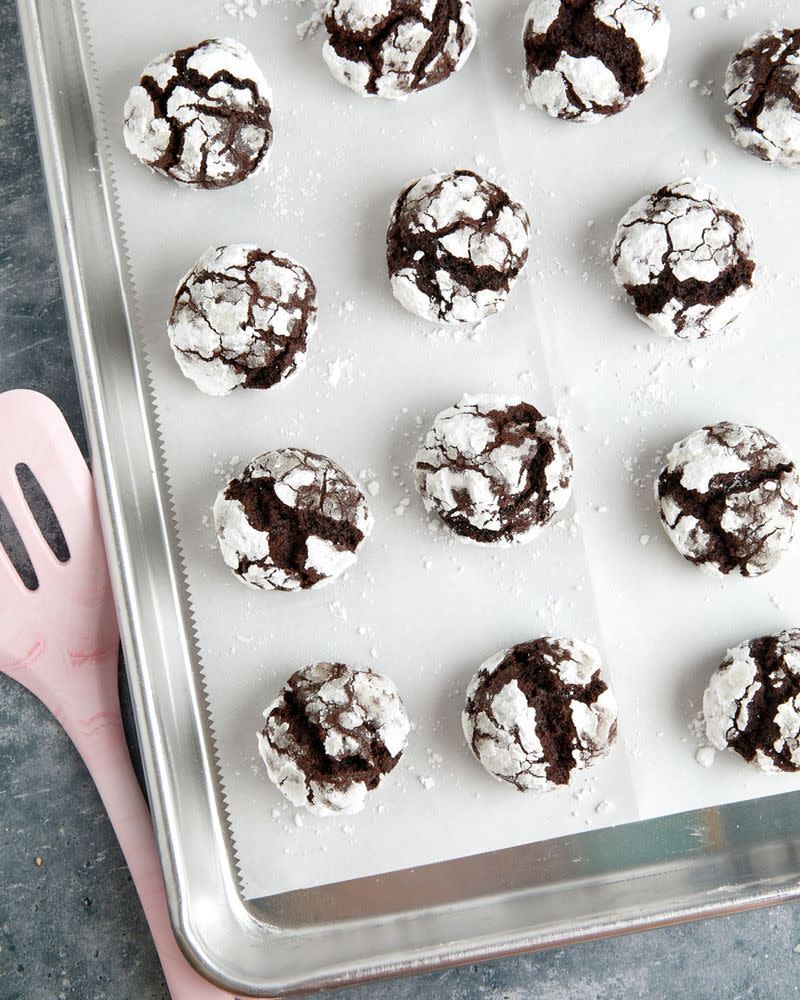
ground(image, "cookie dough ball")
xmin=704 ymin=630 xmax=800 ymax=773
xmin=322 ymin=0 xmax=477 ymax=100
xmin=463 ymin=638 xmax=618 ymax=792
xmin=656 ymin=422 xmax=800 ymax=578
xmin=258 ymin=662 xmax=411 ymax=814
xmin=123 ymin=38 xmax=273 ymax=189
xmin=612 ymin=179 xmax=756 ymax=341
xmin=725 ymin=29 xmax=800 ymax=169
xmin=414 ymin=395 xmax=573 ymax=545
xmin=168 ymin=245 xmax=317 ymax=396
xmin=522 ymin=0 xmax=670 ymax=122
xmin=214 ymin=448 xmax=373 ymax=591
xmin=387 ymin=170 xmax=530 ymax=325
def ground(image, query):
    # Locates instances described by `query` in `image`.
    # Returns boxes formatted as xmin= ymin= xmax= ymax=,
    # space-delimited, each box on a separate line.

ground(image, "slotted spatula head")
xmin=0 ymin=389 xmax=118 ymax=716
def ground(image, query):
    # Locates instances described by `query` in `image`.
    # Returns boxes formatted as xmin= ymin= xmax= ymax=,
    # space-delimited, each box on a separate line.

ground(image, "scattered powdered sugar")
xmin=223 ymin=0 xmax=260 ymax=19
xmin=696 ymin=746 xmax=715 ymax=768
xmin=221 ymin=0 xmax=325 ymax=34
xmin=324 ymin=356 xmax=354 ymax=387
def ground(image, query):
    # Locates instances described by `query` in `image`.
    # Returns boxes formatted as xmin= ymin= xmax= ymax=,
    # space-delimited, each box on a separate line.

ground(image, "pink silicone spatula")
xmin=0 ymin=389 xmax=239 ymax=999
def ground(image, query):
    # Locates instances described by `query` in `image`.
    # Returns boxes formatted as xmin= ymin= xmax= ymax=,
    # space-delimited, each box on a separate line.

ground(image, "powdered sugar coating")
xmin=725 ymin=28 xmax=800 ymax=169
xmin=462 ymin=637 xmax=618 ymax=793
xmin=258 ymin=662 xmax=411 ymax=815
xmin=704 ymin=630 xmax=800 ymax=773
xmin=656 ymin=422 xmax=800 ymax=578
xmin=612 ymin=179 xmax=756 ymax=341
xmin=414 ymin=394 xmax=573 ymax=545
xmin=168 ymin=245 xmax=317 ymax=396
xmin=323 ymin=0 xmax=476 ymax=100
xmin=214 ymin=448 xmax=373 ymax=591
xmin=387 ymin=170 xmax=531 ymax=325
xmin=523 ymin=0 xmax=669 ymax=123
xmin=123 ymin=38 xmax=273 ymax=189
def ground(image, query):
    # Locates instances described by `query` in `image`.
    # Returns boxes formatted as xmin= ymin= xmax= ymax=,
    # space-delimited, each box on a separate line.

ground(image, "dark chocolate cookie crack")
xmin=613 ymin=186 xmax=754 ymax=335
xmin=466 ymin=640 xmax=611 ymax=787
xmin=387 ymin=170 xmax=527 ymax=318
xmin=326 ymin=0 xmax=470 ymax=94
xmin=524 ymin=0 xmax=657 ymax=117
xmin=657 ymin=428 xmax=795 ymax=575
xmin=225 ymin=455 xmax=365 ymax=590
xmin=720 ymin=634 xmax=800 ymax=771
xmin=135 ymin=42 xmax=272 ymax=188
xmin=172 ymin=249 xmax=316 ymax=389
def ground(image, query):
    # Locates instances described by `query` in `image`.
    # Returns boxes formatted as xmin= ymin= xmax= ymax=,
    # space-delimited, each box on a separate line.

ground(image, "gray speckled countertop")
xmin=2 ymin=1 xmax=800 ymax=997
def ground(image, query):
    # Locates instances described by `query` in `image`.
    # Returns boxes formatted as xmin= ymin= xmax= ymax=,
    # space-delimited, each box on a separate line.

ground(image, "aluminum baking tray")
xmin=16 ymin=0 xmax=800 ymax=994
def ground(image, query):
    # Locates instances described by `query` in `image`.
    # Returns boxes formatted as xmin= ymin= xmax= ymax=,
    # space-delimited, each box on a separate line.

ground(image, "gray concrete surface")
xmin=2 ymin=1 xmax=800 ymax=997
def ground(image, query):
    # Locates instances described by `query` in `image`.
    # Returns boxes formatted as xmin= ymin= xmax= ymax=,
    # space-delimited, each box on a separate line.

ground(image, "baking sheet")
xmin=78 ymin=0 xmax=800 ymax=900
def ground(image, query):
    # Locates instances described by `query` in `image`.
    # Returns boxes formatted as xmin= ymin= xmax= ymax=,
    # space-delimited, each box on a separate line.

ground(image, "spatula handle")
xmin=65 ymin=655 xmax=239 ymax=1000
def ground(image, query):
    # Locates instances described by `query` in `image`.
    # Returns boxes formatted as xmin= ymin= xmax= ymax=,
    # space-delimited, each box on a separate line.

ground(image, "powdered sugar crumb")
xmin=696 ymin=746 xmax=715 ymax=768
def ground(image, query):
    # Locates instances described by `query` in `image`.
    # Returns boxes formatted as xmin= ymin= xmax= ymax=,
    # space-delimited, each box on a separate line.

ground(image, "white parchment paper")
xmin=79 ymin=0 xmax=800 ymax=900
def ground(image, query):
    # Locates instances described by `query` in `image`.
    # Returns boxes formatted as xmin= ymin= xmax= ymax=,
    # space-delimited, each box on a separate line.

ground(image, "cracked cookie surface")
xmin=704 ymin=630 xmax=800 ymax=773
xmin=612 ymin=178 xmax=756 ymax=341
xmin=214 ymin=448 xmax=373 ymax=591
xmin=414 ymin=394 xmax=573 ymax=545
xmin=258 ymin=662 xmax=411 ymax=814
xmin=323 ymin=0 xmax=477 ymax=100
xmin=656 ymin=421 xmax=800 ymax=578
xmin=522 ymin=0 xmax=669 ymax=122
xmin=387 ymin=170 xmax=530 ymax=325
xmin=463 ymin=637 xmax=618 ymax=793
xmin=725 ymin=28 xmax=800 ymax=169
xmin=168 ymin=244 xmax=317 ymax=396
xmin=123 ymin=37 xmax=273 ymax=189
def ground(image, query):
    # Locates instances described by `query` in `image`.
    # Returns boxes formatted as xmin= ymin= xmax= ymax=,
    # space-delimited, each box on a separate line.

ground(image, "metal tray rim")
xmin=16 ymin=0 xmax=800 ymax=993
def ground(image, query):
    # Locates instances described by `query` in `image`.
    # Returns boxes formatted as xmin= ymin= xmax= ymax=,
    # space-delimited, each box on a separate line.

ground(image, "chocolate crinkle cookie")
xmin=414 ymin=394 xmax=573 ymax=545
xmin=704 ymin=630 xmax=800 ymax=773
xmin=725 ymin=28 xmax=800 ymax=169
xmin=258 ymin=662 xmax=411 ymax=814
xmin=612 ymin=179 xmax=756 ymax=341
xmin=122 ymin=38 xmax=273 ymax=189
xmin=463 ymin=638 xmax=618 ymax=792
xmin=522 ymin=0 xmax=670 ymax=122
xmin=656 ymin=422 xmax=800 ymax=578
xmin=214 ymin=448 xmax=373 ymax=591
xmin=387 ymin=170 xmax=530 ymax=325
xmin=323 ymin=0 xmax=477 ymax=100
xmin=168 ymin=245 xmax=317 ymax=396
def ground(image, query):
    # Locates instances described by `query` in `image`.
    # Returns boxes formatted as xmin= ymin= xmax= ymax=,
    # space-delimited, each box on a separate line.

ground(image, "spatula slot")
xmin=15 ymin=463 xmax=71 ymax=564
xmin=0 ymin=496 xmax=38 ymax=591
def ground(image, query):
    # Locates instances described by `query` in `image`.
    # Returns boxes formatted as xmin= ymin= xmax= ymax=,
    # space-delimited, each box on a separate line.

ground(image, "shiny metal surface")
xmin=16 ymin=0 xmax=800 ymax=993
